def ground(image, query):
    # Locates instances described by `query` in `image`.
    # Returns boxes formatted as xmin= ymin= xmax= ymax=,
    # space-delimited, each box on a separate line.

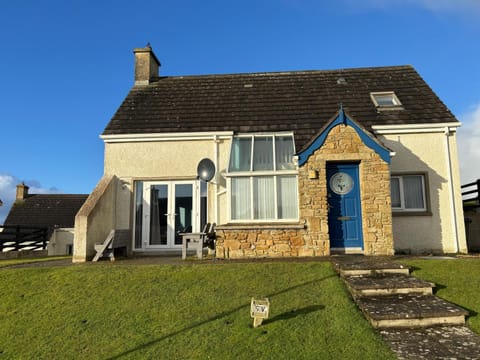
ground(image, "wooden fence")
xmin=0 ymin=225 xmax=48 ymax=252
xmin=461 ymin=179 xmax=480 ymax=208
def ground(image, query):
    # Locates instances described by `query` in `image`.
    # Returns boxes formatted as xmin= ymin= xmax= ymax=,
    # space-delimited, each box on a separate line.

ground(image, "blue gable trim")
xmin=297 ymin=109 xmax=391 ymax=166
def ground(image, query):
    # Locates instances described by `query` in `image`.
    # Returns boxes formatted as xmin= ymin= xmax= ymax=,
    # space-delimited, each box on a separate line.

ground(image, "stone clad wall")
xmin=215 ymin=226 xmax=306 ymax=259
xmin=215 ymin=123 xmax=394 ymax=259
xmin=299 ymin=124 xmax=393 ymax=255
xmin=358 ymin=151 xmax=394 ymax=255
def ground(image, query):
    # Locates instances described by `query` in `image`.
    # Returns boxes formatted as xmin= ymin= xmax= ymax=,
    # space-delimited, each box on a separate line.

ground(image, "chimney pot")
xmin=16 ymin=183 xmax=29 ymax=201
xmin=133 ymin=45 xmax=161 ymax=86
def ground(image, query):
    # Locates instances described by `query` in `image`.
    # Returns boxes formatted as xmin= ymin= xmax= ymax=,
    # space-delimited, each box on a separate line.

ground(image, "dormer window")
xmin=370 ymin=92 xmax=403 ymax=110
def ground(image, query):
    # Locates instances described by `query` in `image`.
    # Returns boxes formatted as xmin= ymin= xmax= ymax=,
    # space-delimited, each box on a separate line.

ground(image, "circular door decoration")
xmin=329 ymin=172 xmax=354 ymax=195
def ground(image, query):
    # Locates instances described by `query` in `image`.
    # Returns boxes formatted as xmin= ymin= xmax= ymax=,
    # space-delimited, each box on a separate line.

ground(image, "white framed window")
xmin=370 ymin=91 xmax=403 ymax=110
xmin=227 ymin=134 xmax=298 ymax=221
xmin=391 ymin=174 xmax=428 ymax=212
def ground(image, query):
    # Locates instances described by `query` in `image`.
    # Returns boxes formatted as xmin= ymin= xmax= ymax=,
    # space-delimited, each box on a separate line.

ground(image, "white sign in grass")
xmin=250 ymin=297 xmax=270 ymax=328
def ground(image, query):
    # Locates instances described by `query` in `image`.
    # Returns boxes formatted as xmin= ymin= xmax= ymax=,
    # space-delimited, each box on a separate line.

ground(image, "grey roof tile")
xmin=103 ymin=65 xmax=458 ymax=149
xmin=4 ymin=194 xmax=88 ymax=229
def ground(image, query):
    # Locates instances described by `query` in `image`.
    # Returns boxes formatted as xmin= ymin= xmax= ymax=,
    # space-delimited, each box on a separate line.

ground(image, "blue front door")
xmin=327 ymin=163 xmax=363 ymax=249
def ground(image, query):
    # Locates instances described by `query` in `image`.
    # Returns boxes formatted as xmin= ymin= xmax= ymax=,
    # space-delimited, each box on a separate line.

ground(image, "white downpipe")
xmin=444 ymin=127 xmax=459 ymax=253
xmin=113 ymin=177 xmax=118 ymax=233
xmin=213 ymin=135 xmax=219 ymax=224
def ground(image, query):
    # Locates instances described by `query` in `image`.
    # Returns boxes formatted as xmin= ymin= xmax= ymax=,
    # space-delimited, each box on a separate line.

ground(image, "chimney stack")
xmin=16 ymin=183 xmax=29 ymax=201
xmin=133 ymin=44 xmax=161 ymax=86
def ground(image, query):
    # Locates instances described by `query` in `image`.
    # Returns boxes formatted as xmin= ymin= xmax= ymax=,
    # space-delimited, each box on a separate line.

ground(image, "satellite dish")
xmin=197 ymin=158 xmax=216 ymax=182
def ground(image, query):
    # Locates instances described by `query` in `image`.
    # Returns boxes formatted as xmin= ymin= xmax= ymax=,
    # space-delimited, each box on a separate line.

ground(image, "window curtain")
xmin=275 ymin=136 xmax=295 ymax=170
xmin=254 ymin=176 xmax=275 ymax=219
xmin=150 ymin=187 xmax=162 ymax=245
xmin=228 ymin=134 xmax=298 ymax=221
xmin=404 ymin=176 xmax=424 ymax=209
xmin=277 ymin=176 xmax=298 ymax=219
xmin=253 ymin=137 xmax=273 ymax=171
xmin=134 ymin=182 xmax=143 ymax=248
xmin=390 ymin=178 xmax=401 ymax=208
xmin=229 ymin=137 xmax=252 ymax=171
xmin=232 ymin=177 xmax=251 ymax=219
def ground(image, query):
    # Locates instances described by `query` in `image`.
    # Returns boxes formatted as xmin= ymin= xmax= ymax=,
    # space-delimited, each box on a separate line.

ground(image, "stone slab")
xmin=332 ymin=256 xmax=410 ymax=276
xmin=344 ymin=274 xmax=434 ymax=296
xmin=356 ymin=294 xmax=469 ymax=328
xmin=381 ymin=326 xmax=480 ymax=359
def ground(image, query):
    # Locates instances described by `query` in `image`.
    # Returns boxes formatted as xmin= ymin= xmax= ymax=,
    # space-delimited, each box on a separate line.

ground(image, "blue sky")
xmin=1 ymin=0 xmax=480 ymax=223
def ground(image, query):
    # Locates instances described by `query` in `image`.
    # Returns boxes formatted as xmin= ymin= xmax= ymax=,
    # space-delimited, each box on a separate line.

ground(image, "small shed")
xmin=3 ymin=184 xmax=88 ymax=255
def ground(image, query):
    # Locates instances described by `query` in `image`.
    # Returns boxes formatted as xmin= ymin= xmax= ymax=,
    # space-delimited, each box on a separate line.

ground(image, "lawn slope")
xmin=0 ymin=261 xmax=394 ymax=359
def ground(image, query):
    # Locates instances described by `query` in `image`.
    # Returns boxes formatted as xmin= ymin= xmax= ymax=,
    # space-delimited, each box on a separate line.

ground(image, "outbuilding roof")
xmin=4 ymin=194 xmax=88 ymax=229
xmin=103 ymin=65 xmax=458 ymax=150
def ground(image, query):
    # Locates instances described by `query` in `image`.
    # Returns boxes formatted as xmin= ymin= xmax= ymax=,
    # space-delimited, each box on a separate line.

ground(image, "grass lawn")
xmin=0 ymin=260 xmax=395 ymax=360
xmin=401 ymin=257 xmax=480 ymax=334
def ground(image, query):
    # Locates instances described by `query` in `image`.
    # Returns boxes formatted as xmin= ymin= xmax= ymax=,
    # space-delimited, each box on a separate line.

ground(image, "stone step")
xmin=355 ymin=294 xmax=469 ymax=329
xmin=332 ymin=256 xmax=410 ymax=277
xmin=380 ymin=326 xmax=480 ymax=359
xmin=344 ymin=274 xmax=434 ymax=297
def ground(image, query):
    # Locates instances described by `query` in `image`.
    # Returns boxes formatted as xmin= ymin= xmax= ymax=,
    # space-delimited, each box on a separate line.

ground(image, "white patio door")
xmin=142 ymin=181 xmax=198 ymax=249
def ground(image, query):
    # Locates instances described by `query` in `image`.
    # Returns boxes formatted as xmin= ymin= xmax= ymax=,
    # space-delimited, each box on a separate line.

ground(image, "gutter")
xmin=372 ymin=122 xmax=461 ymax=135
xmin=100 ymin=131 xmax=234 ymax=143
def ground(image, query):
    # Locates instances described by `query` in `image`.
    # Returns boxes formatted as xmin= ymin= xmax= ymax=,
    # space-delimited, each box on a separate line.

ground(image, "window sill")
xmin=376 ymin=105 xmax=404 ymax=112
xmin=216 ymin=222 xmax=306 ymax=230
xmin=392 ymin=211 xmax=432 ymax=217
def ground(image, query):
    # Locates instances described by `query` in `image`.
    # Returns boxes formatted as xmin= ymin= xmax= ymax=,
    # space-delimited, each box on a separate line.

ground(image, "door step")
xmin=332 ymin=256 xmax=410 ymax=277
xmin=355 ymin=294 xmax=469 ymax=329
xmin=344 ymin=274 xmax=434 ymax=297
xmin=332 ymin=256 xmax=469 ymax=329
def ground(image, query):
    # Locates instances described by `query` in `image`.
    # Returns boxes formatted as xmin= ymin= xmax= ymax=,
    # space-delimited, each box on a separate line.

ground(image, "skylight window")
xmin=370 ymin=92 xmax=403 ymax=110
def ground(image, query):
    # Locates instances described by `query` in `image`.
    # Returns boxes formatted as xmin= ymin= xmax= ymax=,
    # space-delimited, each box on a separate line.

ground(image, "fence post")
xmin=15 ymin=226 xmax=21 ymax=251
xmin=477 ymin=179 xmax=480 ymax=204
xmin=42 ymin=228 xmax=48 ymax=250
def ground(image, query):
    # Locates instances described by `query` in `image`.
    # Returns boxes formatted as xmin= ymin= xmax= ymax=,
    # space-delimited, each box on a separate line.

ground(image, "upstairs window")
xmin=370 ymin=92 xmax=403 ymax=110
xmin=228 ymin=134 xmax=298 ymax=221
xmin=229 ymin=135 xmax=296 ymax=172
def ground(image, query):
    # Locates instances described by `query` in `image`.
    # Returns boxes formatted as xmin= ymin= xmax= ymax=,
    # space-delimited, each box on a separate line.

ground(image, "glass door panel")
xmin=174 ymin=184 xmax=193 ymax=245
xmin=149 ymin=184 xmax=168 ymax=246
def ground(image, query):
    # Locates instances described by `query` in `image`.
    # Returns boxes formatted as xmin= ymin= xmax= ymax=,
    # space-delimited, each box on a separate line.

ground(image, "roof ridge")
xmin=150 ymin=65 xmax=414 ymax=81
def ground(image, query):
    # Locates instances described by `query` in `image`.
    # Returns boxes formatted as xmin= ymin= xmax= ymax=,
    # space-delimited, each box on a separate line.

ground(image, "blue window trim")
xmin=296 ymin=108 xmax=391 ymax=166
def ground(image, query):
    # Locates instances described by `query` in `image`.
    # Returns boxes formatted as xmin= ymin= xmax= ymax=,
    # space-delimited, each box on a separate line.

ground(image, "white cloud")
xmin=343 ymin=0 xmax=480 ymax=14
xmin=0 ymin=174 xmax=61 ymax=224
xmin=457 ymin=102 xmax=480 ymax=184
xmin=415 ymin=0 xmax=480 ymax=13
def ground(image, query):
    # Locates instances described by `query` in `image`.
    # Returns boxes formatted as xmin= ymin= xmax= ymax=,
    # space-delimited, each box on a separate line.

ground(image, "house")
xmin=73 ymin=45 xmax=466 ymax=262
xmin=3 ymin=183 xmax=88 ymax=255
